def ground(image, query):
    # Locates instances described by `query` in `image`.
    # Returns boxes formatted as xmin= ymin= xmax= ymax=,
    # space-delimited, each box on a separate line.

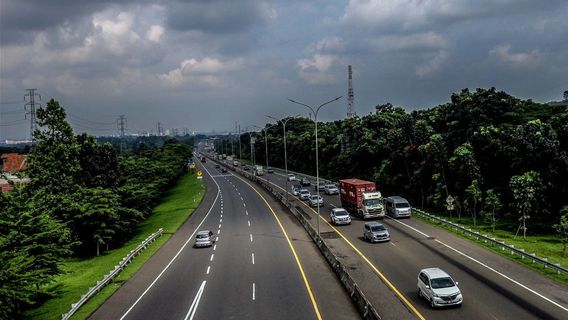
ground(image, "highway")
xmin=89 ymin=158 xmax=359 ymax=319
xmin=228 ymin=162 xmax=568 ymax=320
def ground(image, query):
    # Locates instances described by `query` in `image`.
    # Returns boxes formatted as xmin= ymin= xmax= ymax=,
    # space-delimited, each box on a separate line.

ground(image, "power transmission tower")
xmin=346 ymin=65 xmax=356 ymax=118
xmin=117 ymin=115 xmax=127 ymax=153
xmin=24 ymin=89 xmax=41 ymax=145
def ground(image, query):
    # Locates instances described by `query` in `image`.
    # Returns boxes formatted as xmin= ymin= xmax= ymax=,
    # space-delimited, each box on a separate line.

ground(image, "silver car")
xmin=330 ymin=208 xmax=351 ymax=225
xmin=287 ymin=173 xmax=296 ymax=181
xmin=290 ymin=185 xmax=301 ymax=196
xmin=298 ymin=189 xmax=311 ymax=200
xmin=418 ymin=268 xmax=463 ymax=308
xmin=324 ymin=184 xmax=339 ymax=195
xmin=194 ymin=230 xmax=215 ymax=247
xmin=309 ymin=195 xmax=324 ymax=207
xmin=363 ymin=222 xmax=390 ymax=242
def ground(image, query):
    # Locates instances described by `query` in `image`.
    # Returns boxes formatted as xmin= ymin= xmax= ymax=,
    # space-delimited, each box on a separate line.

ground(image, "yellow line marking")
xmin=234 ymin=175 xmax=323 ymax=320
xmin=261 ymin=176 xmax=426 ymax=320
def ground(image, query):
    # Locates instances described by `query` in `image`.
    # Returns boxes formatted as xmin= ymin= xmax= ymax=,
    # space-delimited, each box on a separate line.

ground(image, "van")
xmin=385 ymin=196 xmax=411 ymax=218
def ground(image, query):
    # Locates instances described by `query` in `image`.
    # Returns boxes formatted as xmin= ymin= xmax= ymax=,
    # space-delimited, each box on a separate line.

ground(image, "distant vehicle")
xmin=222 ymin=154 xmax=227 ymax=159
xmin=217 ymin=155 xmax=222 ymax=160
xmin=330 ymin=208 xmax=351 ymax=225
xmin=254 ymin=165 xmax=264 ymax=176
xmin=200 ymin=156 xmax=206 ymax=163
xmin=324 ymin=184 xmax=339 ymax=195
xmin=418 ymin=268 xmax=463 ymax=308
xmin=221 ymin=167 xmax=227 ymax=173
xmin=227 ymin=156 xmax=233 ymax=161
xmin=215 ymin=164 xmax=220 ymax=168
xmin=298 ymin=189 xmax=311 ymax=200
xmin=267 ymin=167 xmax=274 ymax=173
xmin=233 ymin=161 xmax=239 ymax=166
xmin=291 ymin=185 xmax=301 ymax=196
xmin=314 ymin=181 xmax=326 ymax=191
xmin=339 ymin=179 xmax=385 ymax=219
xmin=363 ymin=222 xmax=390 ymax=242
xmin=243 ymin=165 xmax=250 ymax=171
xmin=385 ymin=196 xmax=412 ymax=218
xmin=300 ymin=177 xmax=311 ymax=186
xmin=287 ymin=174 xmax=296 ymax=181
xmin=194 ymin=230 xmax=216 ymax=247
xmin=309 ymin=195 xmax=324 ymax=207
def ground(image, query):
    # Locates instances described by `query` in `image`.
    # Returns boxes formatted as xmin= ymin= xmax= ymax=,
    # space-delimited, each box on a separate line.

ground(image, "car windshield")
xmin=311 ymin=195 xmax=321 ymax=200
xmin=300 ymin=191 xmax=309 ymax=194
xmin=364 ymin=199 xmax=382 ymax=206
xmin=430 ymin=277 xmax=455 ymax=289
xmin=396 ymin=202 xmax=410 ymax=208
xmin=326 ymin=184 xmax=336 ymax=188
xmin=196 ymin=234 xmax=208 ymax=239
xmin=335 ymin=210 xmax=348 ymax=216
xmin=370 ymin=225 xmax=385 ymax=232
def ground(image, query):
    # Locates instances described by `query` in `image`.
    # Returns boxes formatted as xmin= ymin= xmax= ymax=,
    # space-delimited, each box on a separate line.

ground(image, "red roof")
xmin=1 ymin=153 xmax=27 ymax=173
xmin=339 ymin=178 xmax=374 ymax=186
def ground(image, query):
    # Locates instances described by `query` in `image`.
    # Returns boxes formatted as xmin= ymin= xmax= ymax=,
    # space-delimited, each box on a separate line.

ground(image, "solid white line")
xmin=388 ymin=217 xmax=430 ymax=238
xmin=119 ymin=160 xmax=220 ymax=320
xmin=213 ymin=244 xmax=216 ymax=251
xmin=250 ymin=234 xmax=253 ymax=242
xmin=252 ymin=253 xmax=255 ymax=265
xmin=248 ymin=220 xmax=251 ymax=227
xmin=434 ymin=239 xmax=568 ymax=312
xmin=206 ymin=266 xmax=211 ymax=274
xmin=252 ymin=283 xmax=256 ymax=301
xmin=391 ymin=217 xmax=568 ymax=313
xmin=183 ymin=280 xmax=206 ymax=320
xmin=210 ymin=254 xmax=214 ymax=262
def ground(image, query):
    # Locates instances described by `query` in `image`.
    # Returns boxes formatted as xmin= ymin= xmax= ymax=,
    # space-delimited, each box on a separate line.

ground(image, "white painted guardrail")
xmin=61 ymin=228 xmax=164 ymax=320
xmin=413 ymin=208 xmax=568 ymax=276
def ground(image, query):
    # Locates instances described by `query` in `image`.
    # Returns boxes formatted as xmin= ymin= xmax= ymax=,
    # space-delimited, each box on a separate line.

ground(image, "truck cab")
xmin=361 ymin=192 xmax=384 ymax=219
xmin=339 ymin=178 xmax=385 ymax=219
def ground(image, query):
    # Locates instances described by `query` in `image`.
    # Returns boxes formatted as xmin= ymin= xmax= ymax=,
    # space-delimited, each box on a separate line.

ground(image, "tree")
xmin=465 ymin=180 xmax=482 ymax=225
xmin=484 ymin=189 xmax=502 ymax=232
xmin=563 ymin=90 xmax=568 ymax=102
xmin=553 ymin=206 xmax=568 ymax=256
xmin=510 ymin=171 xmax=542 ymax=238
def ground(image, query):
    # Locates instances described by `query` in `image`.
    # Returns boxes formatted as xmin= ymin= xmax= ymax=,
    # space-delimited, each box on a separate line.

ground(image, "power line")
xmin=67 ymin=113 xmax=116 ymax=126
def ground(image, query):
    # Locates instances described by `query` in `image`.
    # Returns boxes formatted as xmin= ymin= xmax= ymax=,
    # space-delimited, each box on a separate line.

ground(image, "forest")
xmin=217 ymin=88 xmax=568 ymax=236
xmin=0 ymin=99 xmax=192 ymax=318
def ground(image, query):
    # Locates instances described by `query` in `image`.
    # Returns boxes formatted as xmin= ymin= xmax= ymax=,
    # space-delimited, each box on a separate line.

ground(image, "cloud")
xmin=166 ymin=0 xmax=276 ymax=34
xmin=297 ymin=54 xmax=340 ymax=85
xmin=160 ymin=57 xmax=245 ymax=88
xmin=489 ymin=45 xmax=541 ymax=66
xmin=372 ymin=32 xmax=447 ymax=52
xmin=147 ymin=25 xmax=164 ymax=42
xmin=416 ymin=51 xmax=448 ymax=78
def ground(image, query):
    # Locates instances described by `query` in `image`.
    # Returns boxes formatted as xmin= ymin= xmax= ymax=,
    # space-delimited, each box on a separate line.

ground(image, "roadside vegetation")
xmin=0 ymin=99 xmax=198 ymax=318
xmin=217 ymin=87 xmax=568 ymax=255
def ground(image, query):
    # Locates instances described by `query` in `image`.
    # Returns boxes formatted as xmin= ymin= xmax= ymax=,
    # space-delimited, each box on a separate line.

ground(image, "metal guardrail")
xmin=413 ymin=208 xmax=568 ymax=276
xmin=61 ymin=228 xmax=164 ymax=320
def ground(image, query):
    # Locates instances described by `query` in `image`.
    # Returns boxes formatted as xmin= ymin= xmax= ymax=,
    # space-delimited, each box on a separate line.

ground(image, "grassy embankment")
xmin=24 ymin=173 xmax=205 ymax=320
xmin=414 ymin=210 xmax=568 ymax=285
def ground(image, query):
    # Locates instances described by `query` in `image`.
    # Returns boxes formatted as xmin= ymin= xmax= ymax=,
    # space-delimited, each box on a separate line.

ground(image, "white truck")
xmin=254 ymin=165 xmax=264 ymax=176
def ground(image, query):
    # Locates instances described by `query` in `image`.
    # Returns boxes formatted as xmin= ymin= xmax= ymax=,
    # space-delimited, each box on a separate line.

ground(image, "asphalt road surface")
xmin=89 ymin=159 xmax=359 ymax=320
xmin=238 ymin=163 xmax=568 ymax=320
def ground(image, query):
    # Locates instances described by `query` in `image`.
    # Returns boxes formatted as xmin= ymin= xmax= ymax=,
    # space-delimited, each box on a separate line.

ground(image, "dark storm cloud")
xmin=166 ymin=0 xmax=275 ymax=33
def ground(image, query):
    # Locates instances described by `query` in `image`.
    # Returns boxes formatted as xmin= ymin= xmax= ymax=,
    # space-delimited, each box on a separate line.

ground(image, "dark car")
xmin=221 ymin=167 xmax=227 ymax=173
xmin=314 ymin=181 xmax=326 ymax=191
xmin=267 ymin=167 xmax=274 ymax=173
xmin=243 ymin=165 xmax=250 ymax=170
xmin=215 ymin=164 xmax=220 ymax=168
xmin=300 ymin=177 xmax=311 ymax=186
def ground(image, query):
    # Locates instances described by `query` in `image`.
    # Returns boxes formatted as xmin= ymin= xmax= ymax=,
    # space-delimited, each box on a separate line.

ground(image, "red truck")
xmin=339 ymin=179 xmax=385 ymax=219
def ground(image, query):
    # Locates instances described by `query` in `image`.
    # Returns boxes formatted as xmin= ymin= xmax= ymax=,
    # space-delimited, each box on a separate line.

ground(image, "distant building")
xmin=1 ymin=153 xmax=29 ymax=192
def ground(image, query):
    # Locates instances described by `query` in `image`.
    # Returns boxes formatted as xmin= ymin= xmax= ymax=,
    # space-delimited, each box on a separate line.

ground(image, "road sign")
xmin=197 ymin=170 xmax=203 ymax=179
xmin=446 ymin=195 xmax=454 ymax=206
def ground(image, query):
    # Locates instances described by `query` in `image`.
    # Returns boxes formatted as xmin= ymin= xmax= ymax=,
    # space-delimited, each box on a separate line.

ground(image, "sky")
xmin=1 ymin=0 xmax=567 ymax=139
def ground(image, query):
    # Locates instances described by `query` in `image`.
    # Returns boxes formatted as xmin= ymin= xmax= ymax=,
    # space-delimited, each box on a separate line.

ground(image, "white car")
xmin=290 ymin=185 xmax=301 ymax=196
xmin=324 ymin=184 xmax=339 ymax=195
xmin=417 ymin=268 xmax=463 ymax=308
xmin=194 ymin=230 xmax=216 ymax=248
xmin=287 ymin=173 xmax=296 ymax=181
xmin=298 ymin=189 xmax=311 ymax=200
xmin=309 ymin=195 xmax=324 ymax=207
xmin=330 ymin=208 xmax=351 ymax=225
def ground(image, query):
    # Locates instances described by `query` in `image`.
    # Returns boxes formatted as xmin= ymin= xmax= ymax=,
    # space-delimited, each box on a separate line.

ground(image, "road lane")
xmin=248 ymin=165 xmax=568 ymax=320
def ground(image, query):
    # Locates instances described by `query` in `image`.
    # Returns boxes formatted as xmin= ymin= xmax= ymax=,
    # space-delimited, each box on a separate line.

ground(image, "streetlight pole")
xmin=288 ymin=96 xmax=342 ymax=235
xmin=268 ymin=114 xmax=300 ymax=204
xmin=254 ymin=123 xmax=275 ymax=185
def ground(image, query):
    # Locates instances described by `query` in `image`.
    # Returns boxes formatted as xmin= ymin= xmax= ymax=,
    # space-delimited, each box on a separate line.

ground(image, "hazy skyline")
xmin=1 ymin=0 xmax=567 ymax=139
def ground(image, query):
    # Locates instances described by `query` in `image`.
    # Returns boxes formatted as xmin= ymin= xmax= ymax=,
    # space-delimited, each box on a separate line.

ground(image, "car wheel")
xmin=418 ymin=289 xmax=422 ymax=298
xmin=430 ymin=298 xmax=435 ymax=309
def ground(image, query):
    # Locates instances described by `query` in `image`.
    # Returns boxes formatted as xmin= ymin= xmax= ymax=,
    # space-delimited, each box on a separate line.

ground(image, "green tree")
xmin=484 ymin=189 xmax=502 ymax=232
xmin=510 ymin=171 xmax=542 ymax=238
xmin=466 ymin=180 xmax=482 ymax=225
xmin=553 ymin=206 xmax=568 ymax=256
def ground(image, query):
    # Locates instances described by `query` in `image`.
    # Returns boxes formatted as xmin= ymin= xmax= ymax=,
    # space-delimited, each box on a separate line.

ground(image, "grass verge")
xmin=23 ymin=173 xmax=205 ymax=320
xmin=414 ymin=210 xmax=568 ymax=285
